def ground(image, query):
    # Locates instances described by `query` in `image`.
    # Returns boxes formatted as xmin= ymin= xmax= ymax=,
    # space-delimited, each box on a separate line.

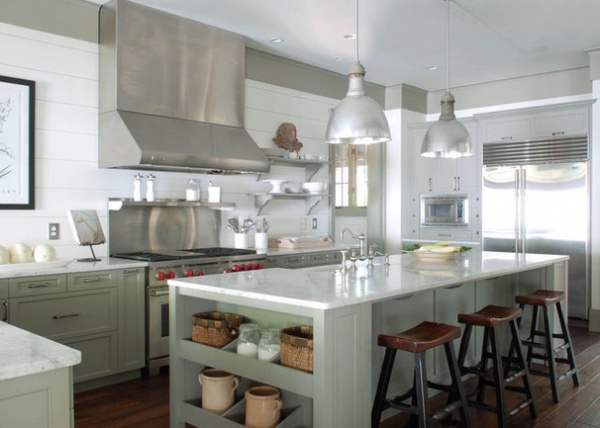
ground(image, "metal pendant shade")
xmin=421 ymin=0 xmax=472 ymax=158
xmin=325 ymin=0 xmax=390 ymax=145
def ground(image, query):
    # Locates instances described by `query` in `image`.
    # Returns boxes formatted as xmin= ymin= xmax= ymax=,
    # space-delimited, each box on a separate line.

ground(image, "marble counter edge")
xmin=0 ymin=321 xmax=82 ymax=381
xmin=0 ymin=258 xmax=147 ymax=279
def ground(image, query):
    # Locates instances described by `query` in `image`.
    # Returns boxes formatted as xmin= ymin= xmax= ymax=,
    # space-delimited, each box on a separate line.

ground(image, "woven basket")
xmin=191 ymin=312 xmax=244 ymax=348
xmin=280 ymin=326 xmax=313 ymax=373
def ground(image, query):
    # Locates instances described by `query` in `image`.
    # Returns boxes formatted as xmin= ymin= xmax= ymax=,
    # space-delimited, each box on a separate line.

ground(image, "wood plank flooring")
xmin=74 ymin=324 xmax=600 ymax=427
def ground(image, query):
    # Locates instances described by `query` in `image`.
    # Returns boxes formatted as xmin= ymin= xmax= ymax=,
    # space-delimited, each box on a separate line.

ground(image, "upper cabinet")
xmin=478 ymin=102 xmax=590 ymax=143
xmin=407 ymin=119 xmax=481 ymax=194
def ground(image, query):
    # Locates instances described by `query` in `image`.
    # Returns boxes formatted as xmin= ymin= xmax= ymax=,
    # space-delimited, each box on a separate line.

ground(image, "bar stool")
xmin=514 ymin=289 xmax=580 ymax=403
xmin=457 ymin=305 xmax=537 ymax=428
xmin=372 ymin=321 xmax=471 ymax=427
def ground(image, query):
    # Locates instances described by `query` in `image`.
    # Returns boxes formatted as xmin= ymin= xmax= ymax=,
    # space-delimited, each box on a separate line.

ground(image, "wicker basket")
xmin=280 ymin=326 xmax=313 ymax=373
xmin=191 ymin=312 xmax=244 ymax=348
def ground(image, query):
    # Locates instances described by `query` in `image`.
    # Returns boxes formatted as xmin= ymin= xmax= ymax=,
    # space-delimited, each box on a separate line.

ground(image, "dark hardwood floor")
xmin=74 ymin=323 xmax=600 ymax=427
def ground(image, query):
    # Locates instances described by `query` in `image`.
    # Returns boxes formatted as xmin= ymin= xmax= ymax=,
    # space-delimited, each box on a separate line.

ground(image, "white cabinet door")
xmin=408 ymin=126 xmax=434 ymax=192
xmin=481 ymin=116 xmax=532 ymax=143
xmin=533 ymin=106 xmax=589 ymax=138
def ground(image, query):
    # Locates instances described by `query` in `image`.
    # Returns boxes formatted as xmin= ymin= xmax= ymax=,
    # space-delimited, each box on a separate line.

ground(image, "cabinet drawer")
xmin=9 ymin=275 xmax=67 ymax=298
xmin=0 ymin=279 xmax=7 ymax=299
xmin=9 ymin=288 xmax=118 ymax=340
xmin=308 ymin=252 xmax=331 ymax=266
xmin=420 ymin=228 xmax=472 ymax=242
xmin=64 ymin=331 xmax=118 ymax=383
xmin=68 ymin=270 xmax=117 ymax=291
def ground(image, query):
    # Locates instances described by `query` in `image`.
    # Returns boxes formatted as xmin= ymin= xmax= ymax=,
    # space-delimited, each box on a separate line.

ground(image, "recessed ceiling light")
xmin=344 ymin=33 xmax=356 ymax=40
xmin=427 ymin=65 xmax=439 ymax=71
xmin=269 ymin=37 xmax=284 ymax=43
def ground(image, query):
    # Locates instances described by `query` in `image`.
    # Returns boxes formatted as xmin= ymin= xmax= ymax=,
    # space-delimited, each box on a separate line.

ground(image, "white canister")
xmin=207 ymin=181 xmax=221 ymax=203
xmin=255 ymin=232 xmax=268 ymax=250
xmin=234 ymin=233 xmax=248 ymax=249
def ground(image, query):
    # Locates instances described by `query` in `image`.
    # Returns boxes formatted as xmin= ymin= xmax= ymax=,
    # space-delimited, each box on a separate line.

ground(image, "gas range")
xmin=111 ymin=247 xmax=267 ymax=287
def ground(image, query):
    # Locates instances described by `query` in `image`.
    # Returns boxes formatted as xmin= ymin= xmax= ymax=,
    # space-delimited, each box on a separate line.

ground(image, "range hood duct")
xmin=98 ymin=0 xmax=270 ymax=174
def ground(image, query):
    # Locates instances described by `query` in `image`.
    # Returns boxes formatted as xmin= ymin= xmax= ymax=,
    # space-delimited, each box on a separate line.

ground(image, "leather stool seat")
xmin=372 ymin=321 xmax=471 ymax=427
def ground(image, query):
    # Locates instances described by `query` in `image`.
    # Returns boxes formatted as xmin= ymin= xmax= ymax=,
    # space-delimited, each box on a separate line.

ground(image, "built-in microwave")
xmin=421 ymin=194 xmax=469 ymax=227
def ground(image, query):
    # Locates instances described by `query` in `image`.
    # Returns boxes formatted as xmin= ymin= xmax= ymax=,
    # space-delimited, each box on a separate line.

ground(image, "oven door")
xmin=147 ymin=286 xmax=170 ymax=362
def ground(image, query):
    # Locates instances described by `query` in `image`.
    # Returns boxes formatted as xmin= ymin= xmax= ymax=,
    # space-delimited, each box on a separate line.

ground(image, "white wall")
xmin=0 ymin=23 xmax=335 ymax=258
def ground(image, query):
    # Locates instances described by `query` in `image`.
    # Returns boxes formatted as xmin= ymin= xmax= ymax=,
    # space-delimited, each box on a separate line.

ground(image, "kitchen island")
xmin=169 ymin=251 xmax=568 ymax=427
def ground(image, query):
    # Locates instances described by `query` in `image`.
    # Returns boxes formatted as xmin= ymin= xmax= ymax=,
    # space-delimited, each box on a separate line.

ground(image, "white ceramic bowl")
xmin=301 ymin=182 xmax=327 ymax=194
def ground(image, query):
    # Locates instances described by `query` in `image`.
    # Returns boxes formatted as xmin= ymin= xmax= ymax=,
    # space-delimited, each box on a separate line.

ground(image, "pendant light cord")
xmin=355 ymin=0 xmax=359 ymax=63
xmin=446 ymin=0 xmax=450 ymax=93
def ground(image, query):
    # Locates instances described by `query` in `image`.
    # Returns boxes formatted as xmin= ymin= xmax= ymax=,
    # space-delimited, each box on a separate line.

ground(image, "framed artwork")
xmin=0 ymin=75 xmax=35 ymax=209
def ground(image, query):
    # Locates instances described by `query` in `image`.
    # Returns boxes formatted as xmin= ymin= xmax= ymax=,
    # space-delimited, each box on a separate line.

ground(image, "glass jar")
xmin=186 ymin=178 xmax=201 ymax=201
xmin=237 ymin=323 xmax=260 ymax=358
xmin=258 ymin=328 xmax=281 ymax=361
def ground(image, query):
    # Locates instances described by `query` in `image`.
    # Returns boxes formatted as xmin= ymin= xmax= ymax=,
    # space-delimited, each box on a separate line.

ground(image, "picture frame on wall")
xmin=0 ymin=75 xmax=35 ymax=210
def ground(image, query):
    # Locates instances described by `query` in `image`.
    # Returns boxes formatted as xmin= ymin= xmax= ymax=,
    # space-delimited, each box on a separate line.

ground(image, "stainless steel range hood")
xmin=98 ymin=0 xmax=270 ymax=174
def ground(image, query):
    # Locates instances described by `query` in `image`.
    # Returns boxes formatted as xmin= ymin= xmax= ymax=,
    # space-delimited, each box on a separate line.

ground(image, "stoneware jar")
xmin=198 ymin=369 xmax=239 ymax=415
xmin=245 ymin=385 xmax=283 ymax=428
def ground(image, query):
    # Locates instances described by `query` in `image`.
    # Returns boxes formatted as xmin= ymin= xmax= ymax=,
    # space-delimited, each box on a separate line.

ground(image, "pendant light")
xmin=421 ymin=0 xmax=472 ymax=158
xmin=325 ymin=0 xmax=391 ymax=145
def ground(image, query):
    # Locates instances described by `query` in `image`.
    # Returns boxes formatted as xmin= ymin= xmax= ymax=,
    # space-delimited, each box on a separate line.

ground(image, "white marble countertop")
xmin=0 ymin=257 xmax=147 ymax=279
xmin=169 ymin=251 xmax=569 ymax=310
xmin=0 ymin=322 xmax=81 ymax=381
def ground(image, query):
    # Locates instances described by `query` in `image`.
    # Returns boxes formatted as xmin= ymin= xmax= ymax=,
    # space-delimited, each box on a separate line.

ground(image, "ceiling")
xmin=85 ymin=0 xmax=600 ymax=91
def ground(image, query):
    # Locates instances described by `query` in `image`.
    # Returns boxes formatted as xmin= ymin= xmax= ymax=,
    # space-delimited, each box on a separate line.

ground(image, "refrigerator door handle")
xmin=521 ymin=168 xmax=527 ymax=254
xmin=514 ymin=169 xmax=520 ymax=254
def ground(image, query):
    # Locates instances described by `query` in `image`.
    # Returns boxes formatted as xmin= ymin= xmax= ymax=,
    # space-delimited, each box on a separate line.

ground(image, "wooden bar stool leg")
xmin=542 ymin=305 xmax=560 ymax=403
xmin=457 ymin=324 xmax=473 ymax=369
xmin=414 ymin=352 xmax=430 ymax=427
xmin=526 ymin=305 xmax=540 ymax=367
xmin=489 ymin=327 xmax=508 ymax=428
xmin=556 ymin=302 xmax=581 ymax=387
xmin=476 ymin=327 xmax=491 ymax=404
xmin=444 ymin=342 xmax=472 ymax=428
xmin=371 ymin=348 xmax=396 ymax=427
xmin=509 ymin=319 xmax=537 ymax=418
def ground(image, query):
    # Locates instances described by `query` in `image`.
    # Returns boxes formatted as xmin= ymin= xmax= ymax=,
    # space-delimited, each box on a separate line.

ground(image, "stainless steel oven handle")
xmin=150 ymin=288 xmax=170 ymax=297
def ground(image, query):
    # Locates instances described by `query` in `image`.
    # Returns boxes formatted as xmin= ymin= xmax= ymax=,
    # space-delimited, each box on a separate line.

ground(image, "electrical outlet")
xmin=300 ymin=218 xmax=306 ymax=230
xmin=312 ymin=218 xmax=318 ymax=229
xmin=48 ymin=223 xmax=60 ymax=240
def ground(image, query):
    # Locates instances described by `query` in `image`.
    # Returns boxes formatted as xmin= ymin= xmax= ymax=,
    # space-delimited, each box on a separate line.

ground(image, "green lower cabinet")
xmin=63 ymin=331 xmax=119 ymax=383
xmin=6 ymin=267 xmax=146 ymax=384
xmin=117 ymin=268 xmax=146 ymax=372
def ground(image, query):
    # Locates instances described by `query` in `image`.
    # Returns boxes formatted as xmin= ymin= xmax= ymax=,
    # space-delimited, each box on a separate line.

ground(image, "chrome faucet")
xmin=340 ymin=228 xmax=389 ymax=269
xmin=341 ymin=228 xmax=367 ymax=257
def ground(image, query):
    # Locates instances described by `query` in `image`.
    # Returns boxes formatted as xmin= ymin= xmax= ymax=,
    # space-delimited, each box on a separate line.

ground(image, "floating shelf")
xmin=251 ymin=193 xmax=329 ymax=216
xmin=108 ymin=198 xmax=235 ymax=211
xmin=263 ymin=157 xmax=329 ymax=182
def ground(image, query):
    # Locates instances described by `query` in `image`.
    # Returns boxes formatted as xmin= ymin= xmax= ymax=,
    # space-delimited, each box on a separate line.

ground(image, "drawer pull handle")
xmin=28 ymin=283 xmax=50 ymax=288
xmin=394 ymin=294 xmax=414 ymax=301
xmin=151 ymin=289 xmax=170 ymax=297
xmin=2 ymin=301 xmax=7 ymax=322
xmin=53 ymin=312 xmax=81 ymax=319
xmin=123 ymin=269 xmax=139 ymax=274
xmin=444 ymin=284 xmax=462 ymax=290
xmin=83 ymin=277 xmax=105 ymax=283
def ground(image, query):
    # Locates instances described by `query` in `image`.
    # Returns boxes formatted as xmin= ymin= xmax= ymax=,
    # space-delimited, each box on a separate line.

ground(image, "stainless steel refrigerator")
xmin=482 ymin=136 xmax=590 ymax=319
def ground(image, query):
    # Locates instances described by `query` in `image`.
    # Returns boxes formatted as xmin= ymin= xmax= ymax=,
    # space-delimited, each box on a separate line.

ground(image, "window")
xmin=335 ymin=144 xmax=368 ymax=212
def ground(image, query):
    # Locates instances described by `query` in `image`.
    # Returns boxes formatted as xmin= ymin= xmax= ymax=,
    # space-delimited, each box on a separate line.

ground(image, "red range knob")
xmin=241 ymin=264 xmax=249 ymax=271
xmin=233 ymin=265 xmax=241 ymax=272
xmin=256 ymin=263 xmax=264 ymax=270
xmin=185 ymin=270 xmax=195 ymax=277
xmin=167 ymin=271 xmax=176 ymax=279
xmin=224 ymin=269 xmax=233 ymax=273
xmin=156 ymin=272 xmax=166 ymax=281
xmin=196 ymin=271 xmax=205 ymax=276
xmin=247 ymin=263 xmax=255 ymax=270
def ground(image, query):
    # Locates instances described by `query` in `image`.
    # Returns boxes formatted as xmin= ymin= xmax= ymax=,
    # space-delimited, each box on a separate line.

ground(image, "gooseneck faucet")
xmin=340 ymin=228 xmax=389 ymax=270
